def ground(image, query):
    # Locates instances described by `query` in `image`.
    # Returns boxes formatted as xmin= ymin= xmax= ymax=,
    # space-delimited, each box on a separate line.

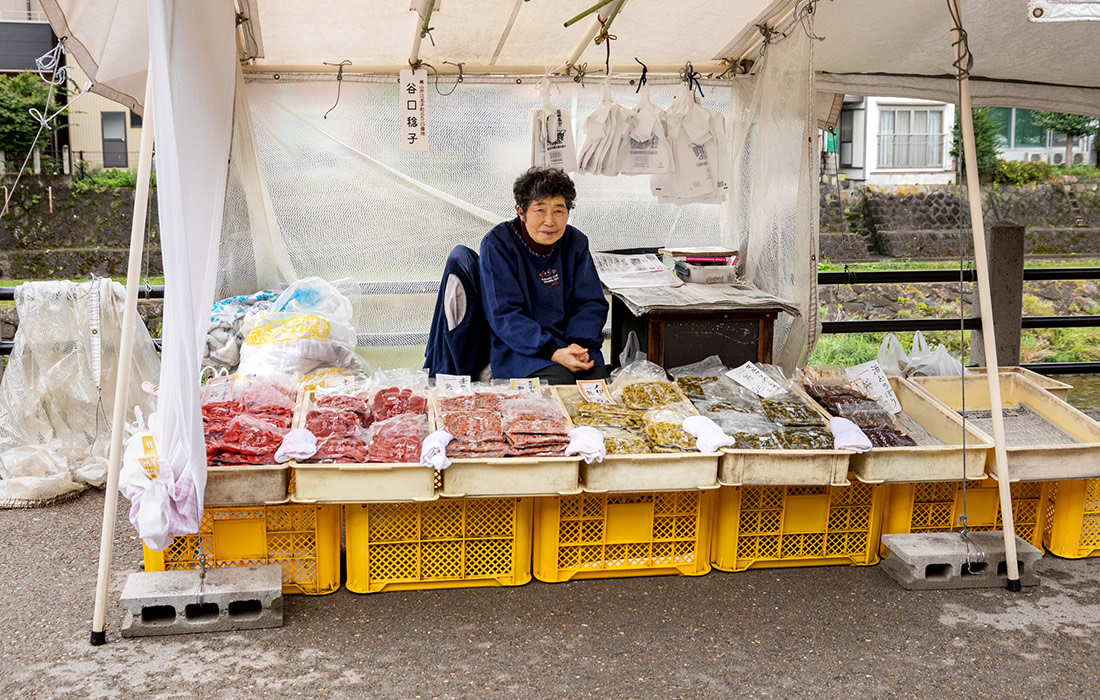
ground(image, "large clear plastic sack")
xmin=0 ymin=280 xmax=159 ymax=507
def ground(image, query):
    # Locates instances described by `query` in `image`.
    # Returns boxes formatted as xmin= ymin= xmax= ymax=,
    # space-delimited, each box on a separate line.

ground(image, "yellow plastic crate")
xmin=882 ymin=479 xmax=1049 ymax=557
xmin=533 ymin=490 xmax=715 ymax=582
xmin=344 ymin=497 xmax=532 ymax=593
xmin=712 ymin=481 xmax=884 ymax=572
xmin=1044 ymin=479 xmax=1100 ymax=558
xmin=143 ymin=504 xmax=341 ymax=595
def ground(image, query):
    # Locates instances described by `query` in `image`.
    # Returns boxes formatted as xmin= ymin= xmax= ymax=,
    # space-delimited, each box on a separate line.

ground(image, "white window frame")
xmin=877 ymin=107 xmax=946 ymax=169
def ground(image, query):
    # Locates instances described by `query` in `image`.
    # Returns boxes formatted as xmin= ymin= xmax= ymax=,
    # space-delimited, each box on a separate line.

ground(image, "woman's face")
xmin=517 ymin=195 xmax=569 ymax=246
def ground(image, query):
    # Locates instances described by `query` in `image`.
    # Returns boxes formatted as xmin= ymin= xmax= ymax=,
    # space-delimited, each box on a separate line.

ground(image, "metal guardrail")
xmin=2 ymin=268 xmax=1098 ymax=373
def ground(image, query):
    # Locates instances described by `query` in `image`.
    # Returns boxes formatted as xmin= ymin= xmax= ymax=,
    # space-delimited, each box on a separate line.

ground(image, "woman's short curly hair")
xmin=513 ymin=167 xmax=577 ymax=213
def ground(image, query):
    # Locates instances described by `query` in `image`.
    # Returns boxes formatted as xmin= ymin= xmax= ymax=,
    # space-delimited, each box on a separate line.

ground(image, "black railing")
xmin=2 ymin=267 xmax=1098 ymax=374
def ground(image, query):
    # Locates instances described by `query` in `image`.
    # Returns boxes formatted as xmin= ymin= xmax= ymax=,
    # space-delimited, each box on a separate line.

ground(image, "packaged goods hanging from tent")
xmin=530 ymin=79 xmax=578 ymax=171
xmin=0 ymin=280 xmax=160 ymax=507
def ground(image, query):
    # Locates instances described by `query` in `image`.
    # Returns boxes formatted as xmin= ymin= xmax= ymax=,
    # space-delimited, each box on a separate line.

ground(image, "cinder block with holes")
xmin=879 ymin=532 xmax=1042 ymax=590
xmin=120 ymin=565 xmax=283 ymax=637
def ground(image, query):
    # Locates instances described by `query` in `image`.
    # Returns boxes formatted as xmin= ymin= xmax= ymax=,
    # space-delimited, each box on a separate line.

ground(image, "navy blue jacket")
xmin=423 ymin=245 xmax=491 ymax=378
xmin=479 ymin=219 xmax=609 ymax=379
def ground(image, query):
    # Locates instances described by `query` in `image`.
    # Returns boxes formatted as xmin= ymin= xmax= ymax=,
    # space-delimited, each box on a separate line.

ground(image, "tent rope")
xmin=322 ymin=60 xmax=352 ymax=119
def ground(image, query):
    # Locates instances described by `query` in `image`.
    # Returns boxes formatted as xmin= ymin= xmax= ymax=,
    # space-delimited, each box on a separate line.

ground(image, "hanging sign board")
xmin=400 ymin=68 xmax=428 ymax=152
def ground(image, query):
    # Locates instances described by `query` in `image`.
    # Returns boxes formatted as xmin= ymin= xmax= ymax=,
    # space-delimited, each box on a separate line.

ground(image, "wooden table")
xmin=609 ymin=294 xmax=778 ymax=370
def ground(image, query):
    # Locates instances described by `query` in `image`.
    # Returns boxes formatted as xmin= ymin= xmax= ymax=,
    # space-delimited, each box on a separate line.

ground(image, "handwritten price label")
xmin=511 ymin=378 xmax=541 ymax=396
xmin=202 ymin=374 xmax=235 ymax=403
xmin=726 ymin=362 xmax=784 ymax=397
xmin=576 ymin=379 xmax=614 ymax=404
xmin=846 ymin=360 xmax=902 ymax=414
xmin=436 ymin=374 xmax=473 ymax=396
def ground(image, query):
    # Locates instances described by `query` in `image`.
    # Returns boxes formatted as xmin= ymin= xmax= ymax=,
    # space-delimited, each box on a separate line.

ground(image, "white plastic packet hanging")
xmin=877 ymin=333 xmax=909 ymax=376
xmin=578 ymin=78 xmax=631 ymax=176
xmin=617 ymin=83 xmax=672 ymax=175
xmin=652 ymin=82 xmax=730 ymax=205
xmin=530 ymin=78 xmax=578 ymax=172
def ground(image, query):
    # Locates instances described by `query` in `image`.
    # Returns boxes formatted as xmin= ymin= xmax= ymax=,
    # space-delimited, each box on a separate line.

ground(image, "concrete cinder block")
xmin=880 ymin=531 xmax=1042 ymax=591
xmin=120 ymin=564 xmax=283 ymax=638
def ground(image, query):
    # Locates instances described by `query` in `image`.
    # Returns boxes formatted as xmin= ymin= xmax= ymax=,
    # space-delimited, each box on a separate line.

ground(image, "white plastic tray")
xmin=912 ymin=372 xmax=1100 ymax=482
xmin=844 ymin=376 xmax=991 ymax=484
xmin=966 ymin=367 xmax=1072 ymax=400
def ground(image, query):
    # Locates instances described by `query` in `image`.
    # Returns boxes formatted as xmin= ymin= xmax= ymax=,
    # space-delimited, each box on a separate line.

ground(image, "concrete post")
xmin=971 ymin=224 xmax=1025 ymax=366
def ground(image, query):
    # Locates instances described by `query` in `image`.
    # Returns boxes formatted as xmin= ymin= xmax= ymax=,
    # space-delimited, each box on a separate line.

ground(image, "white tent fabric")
xmin=41 ymin=1 xmax=1100 ymax=118
xmin=116 ymin=0 xmax=236 ymax=549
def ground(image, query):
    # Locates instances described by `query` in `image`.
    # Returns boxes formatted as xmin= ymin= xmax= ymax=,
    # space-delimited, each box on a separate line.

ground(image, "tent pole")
xmin=949 ymin=0 xmax=1020 ymax=590
xmin=90 ymin=62 xmax=155 ymax=646
xmin=409 ymin=0 xmax=437 ymax=68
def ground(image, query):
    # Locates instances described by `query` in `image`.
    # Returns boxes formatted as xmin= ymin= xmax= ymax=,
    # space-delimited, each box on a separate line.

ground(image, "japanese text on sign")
xmin=203 ymin=374 xmax=235 ymax=403
xmin=726 ymin=362 xmax=784 ymax=398
xmin=511 ymin=378 xmax=541 ymax=396
xmin=846 ymin=361 xmax=903 ymax=414
xmin=399 ymin=68 xmax=428 ymax=152
xmin=576 ymin=379 xmax=614 ymax=404
xmin=436 ymin=374 xmax=472 ymax=396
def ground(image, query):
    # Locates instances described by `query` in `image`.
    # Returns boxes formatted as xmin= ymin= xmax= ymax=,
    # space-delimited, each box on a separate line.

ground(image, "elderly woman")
xmin=478 ymin=167 xmax=610 ymax=385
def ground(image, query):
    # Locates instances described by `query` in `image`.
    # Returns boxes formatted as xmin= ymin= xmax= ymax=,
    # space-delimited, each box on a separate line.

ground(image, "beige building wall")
xmin=65 ymin=58 xmax=144 ymax=171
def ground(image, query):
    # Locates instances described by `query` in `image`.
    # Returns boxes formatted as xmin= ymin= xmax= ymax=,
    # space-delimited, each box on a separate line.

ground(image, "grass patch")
xmin=809 ymin=330 xmax=972 ymax=367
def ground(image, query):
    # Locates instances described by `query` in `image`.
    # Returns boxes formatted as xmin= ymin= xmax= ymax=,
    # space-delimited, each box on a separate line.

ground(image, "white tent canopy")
xmin=43 ymin=0 xmax=1100 ymax=117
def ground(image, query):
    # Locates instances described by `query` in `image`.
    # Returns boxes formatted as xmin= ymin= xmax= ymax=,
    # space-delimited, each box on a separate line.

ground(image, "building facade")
xmin=836 ymin=96 xmax=957 ymax=186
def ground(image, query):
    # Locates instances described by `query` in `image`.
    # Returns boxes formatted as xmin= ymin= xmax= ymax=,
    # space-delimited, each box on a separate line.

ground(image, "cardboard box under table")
xmin=290 ymin=389 xmax=437 ymax=503
xmin=553 ymin=385 xmax=721 ymax=494
xmin=428 ymin=391 xmax=581 ymax=498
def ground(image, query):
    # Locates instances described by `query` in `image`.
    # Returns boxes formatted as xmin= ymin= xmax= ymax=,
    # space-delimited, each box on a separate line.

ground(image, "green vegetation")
xmin=809 ymin=330 xmax=972 ymax=367
xmin=951 ymin=107 xmax=1002 ymax=176
xmin=72 ymin=167 xmax=157 ymax=193
xmin=994 ymin=159 xmax=1052 ymax=185
xmin=0 ymin=72 xmax=62 ymax=154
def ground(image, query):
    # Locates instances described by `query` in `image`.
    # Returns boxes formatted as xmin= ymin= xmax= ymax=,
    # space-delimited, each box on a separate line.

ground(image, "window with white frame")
xmin=878 ymin=108 xmax=944 ymax=168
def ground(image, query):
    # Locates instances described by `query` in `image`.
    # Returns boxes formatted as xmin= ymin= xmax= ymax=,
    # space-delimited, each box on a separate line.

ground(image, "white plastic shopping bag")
xmin=530 ymin=79 xmax=578 ymax=172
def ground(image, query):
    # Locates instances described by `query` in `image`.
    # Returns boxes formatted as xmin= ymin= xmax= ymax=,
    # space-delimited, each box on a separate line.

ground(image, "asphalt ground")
xmin=2 ymin=489 xmax=1099 ymax=699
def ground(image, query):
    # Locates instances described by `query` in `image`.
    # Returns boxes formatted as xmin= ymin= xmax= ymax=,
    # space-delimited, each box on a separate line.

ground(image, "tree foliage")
xmin=0 ymin=72 xmax=60 ymax=156
xmin=1031 ymin=111 xmax=1100 ymax=139
xmin=950 ymin=107 xmax=1002 ymax=175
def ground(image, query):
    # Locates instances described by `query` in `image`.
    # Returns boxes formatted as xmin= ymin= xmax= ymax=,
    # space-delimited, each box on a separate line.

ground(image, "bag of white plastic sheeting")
xmin=616 ymin=84 xmax=673 ymax=175
xmin=530 ymin=79 xmax=578 ymax=172
xmin=203 ymin=289 xmax=278 ymax=375
xmin=236 ymin=277 xmax=365 ymax=379
xmin=651 ymin=83 xmax=730 ymax=204
xmin=577 ymin=80 xmax=631 ymax=176
xmin=0 ymin=279 xmax=160 ymax=508
xmin=876 ymin=332 xmax=969 ymax=378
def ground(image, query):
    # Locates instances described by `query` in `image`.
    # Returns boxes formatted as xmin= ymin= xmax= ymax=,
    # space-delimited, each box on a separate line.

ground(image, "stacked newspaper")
xmin=612 ymin=283 xmax=801 ymax=317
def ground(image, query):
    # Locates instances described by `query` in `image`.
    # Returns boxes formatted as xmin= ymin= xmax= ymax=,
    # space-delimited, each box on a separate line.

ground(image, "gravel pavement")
xmin=2 ymin=489 xmax=1099 ymax=699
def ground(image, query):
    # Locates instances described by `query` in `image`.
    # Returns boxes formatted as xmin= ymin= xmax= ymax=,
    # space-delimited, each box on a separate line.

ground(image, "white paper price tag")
xmin=846 ymin=361 xmax=902 ymax=414
xmin=725 ymin=362 xmax=784 ymax=398
xmin=576 ymin=379 xmax=614 ymax=404
xmin=399 ymin=68 xmax=428 ymax=152
xmin=436 ymin=374 xmax=473 ymax=396
xmin=202 ymin=374 xmax=235 ymax=403
xmin=510 ymin=377 xmax=541 ymax=396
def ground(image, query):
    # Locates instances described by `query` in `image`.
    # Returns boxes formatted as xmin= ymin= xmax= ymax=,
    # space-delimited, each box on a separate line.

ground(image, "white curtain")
xmin=143 ymin=0 xmax=236 ymax=543
xmin=723 ymin=29 xmax=819 ymax=371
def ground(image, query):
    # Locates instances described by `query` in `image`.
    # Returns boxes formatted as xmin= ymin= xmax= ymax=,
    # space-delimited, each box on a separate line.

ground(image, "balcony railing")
xmin=877 ymin=133 xmax=945 ymax=169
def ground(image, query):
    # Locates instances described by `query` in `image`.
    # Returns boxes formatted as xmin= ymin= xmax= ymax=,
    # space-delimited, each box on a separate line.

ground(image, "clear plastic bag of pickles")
xmin=641 ymin=401 xmax=698 ymax=452
xmin=609 ymin=360 xmax=683 ymax=410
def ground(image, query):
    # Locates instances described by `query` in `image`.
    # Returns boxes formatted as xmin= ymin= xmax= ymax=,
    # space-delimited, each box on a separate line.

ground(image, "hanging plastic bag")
xmin=617 ymin=83 xmax=672 ymax=175
xmin=618 ymin=330 xmax=646 ymax=366
xmin=877 ymin=333 xmax=909 ymax=376
xmin=651 ymin=82 xmax=729 ymax=205
xmin=578 ymin=79 xmax=631 ymax=176
xmin=530 ymin=78 xmax=578 ymax=172
xmin=906 ymin=344 xmax=969 ymax=378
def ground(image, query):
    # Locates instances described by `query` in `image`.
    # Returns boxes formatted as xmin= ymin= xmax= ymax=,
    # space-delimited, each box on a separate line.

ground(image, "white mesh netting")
xmin=219 ymin=57 xmax=816 ymax=370
xmin=723 ymin=30 xmax=819 ymax=370
xmin=0 ymin=280 xmax=160 ymax=507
